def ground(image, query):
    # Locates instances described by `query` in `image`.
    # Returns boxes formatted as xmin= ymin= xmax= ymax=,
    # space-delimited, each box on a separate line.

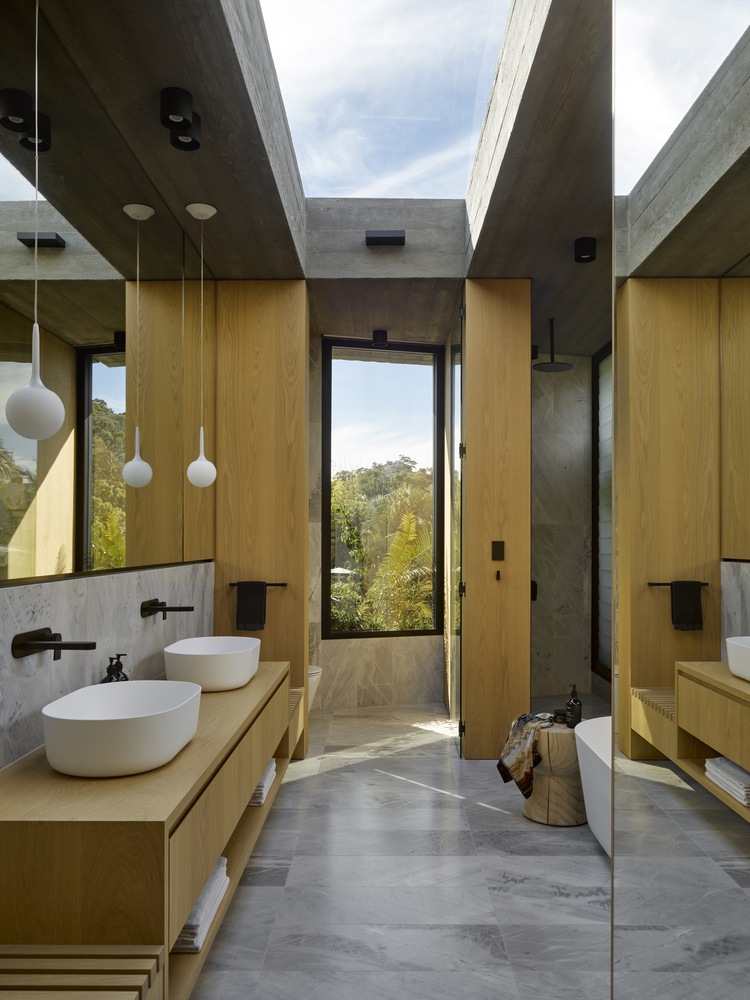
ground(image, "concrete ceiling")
xmin=0 ymin=0 xmax=615 ymax=356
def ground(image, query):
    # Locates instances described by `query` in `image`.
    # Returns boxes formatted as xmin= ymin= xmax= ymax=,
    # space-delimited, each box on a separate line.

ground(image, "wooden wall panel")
xmin=616 ymin=279 xmax=721 ymax=758
xmin=462 ymin=279 xmax=531 ymax=759
xmin=126 ymin=280 xmax=216 ymax=567
xmin=214 ymin=282 xmax=309 ymax=703
xmin=720 ymin=278 xmax=750 ymax=559
xmin=126 ymin=282 xmax=183 ymax=567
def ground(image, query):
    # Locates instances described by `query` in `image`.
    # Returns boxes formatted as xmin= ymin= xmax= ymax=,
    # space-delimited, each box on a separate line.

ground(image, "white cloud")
xmin=615 ymin=0 xmax=749 ymax=193
xmin=332 ymin=419 xmax=433 ymax=474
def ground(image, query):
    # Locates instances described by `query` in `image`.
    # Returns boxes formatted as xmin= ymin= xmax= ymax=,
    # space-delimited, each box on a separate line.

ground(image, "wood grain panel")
xmin=615 ymin=279 xmax=721 ymax=758
xmin=214 ymin=282 xmax=309 ymax=711
xmin=125 ymin=281 xmax=183 ymax=566
xmin=462 ymin=279 xmax=531 ymax=759
xmin=720 ymin=278 xmax=750 ymax=558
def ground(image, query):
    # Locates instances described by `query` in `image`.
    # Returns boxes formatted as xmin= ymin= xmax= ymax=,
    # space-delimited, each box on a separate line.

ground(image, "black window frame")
xmin=322 ymin=337 xmax=445 ymax=640
xmin=74 ymin=340 xmax=125 ymax=572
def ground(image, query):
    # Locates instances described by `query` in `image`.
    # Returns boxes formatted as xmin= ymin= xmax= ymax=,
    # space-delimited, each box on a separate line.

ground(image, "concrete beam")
xmin=621 ymin=27 xmax=750 ymax=279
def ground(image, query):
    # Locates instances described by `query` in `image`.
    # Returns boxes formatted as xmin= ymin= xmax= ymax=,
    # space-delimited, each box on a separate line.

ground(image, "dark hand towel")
xmin=235 ymin=581 xmax=267 ymax=631
xmin=670 ymin=580 xmax=703 ymax=631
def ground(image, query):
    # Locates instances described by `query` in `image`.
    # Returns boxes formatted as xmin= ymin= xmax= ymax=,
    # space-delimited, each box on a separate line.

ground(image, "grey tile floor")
xmin=190 ymin=699 xmax=750 ymax=1000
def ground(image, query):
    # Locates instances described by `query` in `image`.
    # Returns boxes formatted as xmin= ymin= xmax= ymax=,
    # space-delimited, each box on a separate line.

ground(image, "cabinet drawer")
xmin=168 ymin=721 xmax=262 ymax=945
xmin=677 ymin=674 xmax=750 ymax=770
xmin=261 ymin=676 xmax=290 ymax=760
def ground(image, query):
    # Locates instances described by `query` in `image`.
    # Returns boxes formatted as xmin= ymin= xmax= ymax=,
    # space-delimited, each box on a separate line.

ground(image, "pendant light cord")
xmin=33 ymin=0 xmax=39 ymax=325
xmin=135 ymin=219 xmax=140 ymax=429
xmin=199 ymin=219 xmax=204 ymax=428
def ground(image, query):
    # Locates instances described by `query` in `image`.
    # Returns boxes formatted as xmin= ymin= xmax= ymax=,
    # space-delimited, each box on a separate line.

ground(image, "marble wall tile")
xmin=531 ymin=356 xmax=593 ymax=697
xmin=721 ymin=560 xmax=750 ymax=655
xmin=318 ymin=639 xmax=358 ymax=709
xmin=0 ymin=561 xmax=214 ymax=768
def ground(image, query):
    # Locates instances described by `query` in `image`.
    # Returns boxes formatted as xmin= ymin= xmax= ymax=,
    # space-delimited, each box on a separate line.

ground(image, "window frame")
xmin=322 ymin=337 xmax=445 ymax=640
xmin=591 ymin=342 xmax=613 ymax=682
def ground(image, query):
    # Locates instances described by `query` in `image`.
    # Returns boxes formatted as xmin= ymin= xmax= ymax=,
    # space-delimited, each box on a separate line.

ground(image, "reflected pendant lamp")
xmin=5 ymin=0 xmax=65 ymax=441
xmin=121 ymin=204 xmax=154 ymax=488
xmin=185 ymin=203 xmax=217 ymax=488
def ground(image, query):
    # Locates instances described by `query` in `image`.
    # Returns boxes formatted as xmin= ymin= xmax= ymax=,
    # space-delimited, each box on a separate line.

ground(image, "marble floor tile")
xmin=239 ymin=856 xmax=293 ymax=887
xmin=473 ymin=826 xmax=602 ymax=856
xmin=484 ymin=855 xmax=611 ymax=925
xmin=286 ymin=854 xmax=487 ymax=888
xmin=513 ymin=969 xmax=610 ymax=1000
xmin=273 ymin=884 xmax=495 ymax=925
xmin=613 ymin=884 xmax=750 ymax=926
xmin=293 ymin=828 xmax=478 ymax=856
xmin=189 ymin=969 xmax=259 ymax=1000
xmin=201 ymin=887 xmax=284 ymax=972
xmin=612 ymin=925 xmax=750 ymax=974
xmin=253 ymin=969 xmax=520 ymax=1000
xmin=716 ymin=857 xmax=750 ymax=887
xmin=610 ymin=969 xmax=750 ymax=1000
xmin=501 ymin=922 xmax=611 ymax=972
xmin=301 ymin=803 xmax=470 ymax=832
xmin=261 ymin=922 xmax=510 ymax=972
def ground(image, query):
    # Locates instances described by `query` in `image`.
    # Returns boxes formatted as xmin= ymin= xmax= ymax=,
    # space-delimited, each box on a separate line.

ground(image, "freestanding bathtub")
xmin=574 ymin=716 xmax=612 ymax=856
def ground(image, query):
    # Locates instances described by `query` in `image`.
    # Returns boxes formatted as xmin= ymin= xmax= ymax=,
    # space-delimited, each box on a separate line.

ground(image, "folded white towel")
xmin=172 ymin=873 xmax=230 ymax=953
xmin=706 ymin=756 xmax=750 ymax=789
xmin=180 ymin=858 xmax=228 ymax=932
xmin=249 ymin=759 xmax=277 ymax=805
xmin=705 ymin=769 xmax=750 ymax=804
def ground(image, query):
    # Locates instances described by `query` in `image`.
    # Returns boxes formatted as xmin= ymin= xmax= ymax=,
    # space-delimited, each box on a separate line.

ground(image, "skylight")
xmin=258 ymin=0 xmax=510 ymax=199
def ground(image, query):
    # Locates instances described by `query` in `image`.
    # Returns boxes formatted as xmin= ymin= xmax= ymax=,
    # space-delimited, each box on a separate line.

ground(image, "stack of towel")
xmin=249 ymin=758 xmax=276 ymax=806
xmin=705 ymin=757 xmax=750 ymax=805
xmin=172 ymin=857 xmax=229 ymax=954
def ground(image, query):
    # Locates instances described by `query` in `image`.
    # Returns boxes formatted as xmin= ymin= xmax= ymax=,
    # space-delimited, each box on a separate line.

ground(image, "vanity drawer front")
xmin=168 ymin=721 xmax=263 ymax=945
xmin=677 ymin=674 xmax=750 ymax=770
xmin=261 ymin=676 xmax=290 ymax=760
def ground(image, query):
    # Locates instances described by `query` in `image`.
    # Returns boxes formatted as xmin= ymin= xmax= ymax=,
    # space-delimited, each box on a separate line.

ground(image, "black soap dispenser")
xmin=565 ymin=683 xmax=582 ymax=728
xmin=100 ymin=653 xmax=129 ymax=683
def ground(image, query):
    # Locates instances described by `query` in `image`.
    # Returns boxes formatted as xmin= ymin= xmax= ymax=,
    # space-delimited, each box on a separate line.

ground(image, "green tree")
xmin=90 ymin=399 xmax=126 ymax=569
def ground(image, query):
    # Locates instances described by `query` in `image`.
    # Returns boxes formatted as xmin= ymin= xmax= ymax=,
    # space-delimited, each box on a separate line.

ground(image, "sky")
xmin=0 ymin=2 xmax=748 ymax=470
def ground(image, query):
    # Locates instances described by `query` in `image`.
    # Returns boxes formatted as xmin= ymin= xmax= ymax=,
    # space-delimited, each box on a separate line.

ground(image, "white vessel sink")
xmin=42 ymin=680 xmax=201 ymax=778
xmin=163 ymin=636 xmax=261 ymax=691
xmin=726 ymin=637 xmax=750 ymax=682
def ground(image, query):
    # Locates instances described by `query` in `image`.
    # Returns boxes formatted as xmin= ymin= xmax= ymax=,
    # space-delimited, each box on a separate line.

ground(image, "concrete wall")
xmin=0 ymin=561 xmax=213 ymax=768
xmin=531 ymin=355 xmax=593 ymax=697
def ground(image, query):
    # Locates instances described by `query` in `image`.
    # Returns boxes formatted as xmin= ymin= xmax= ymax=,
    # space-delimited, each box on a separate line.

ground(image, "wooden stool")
xmin=522 ymin=723 xmax=587 ymax=826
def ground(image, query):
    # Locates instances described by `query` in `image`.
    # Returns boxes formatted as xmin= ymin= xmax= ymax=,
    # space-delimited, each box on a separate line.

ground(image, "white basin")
xmin=42 ymin=680 xmax=201 ymax=778
xmin=163 ymin=636 xmax=261 ymax=691
xmin=726 ymin=637 xmax=750 ymax=682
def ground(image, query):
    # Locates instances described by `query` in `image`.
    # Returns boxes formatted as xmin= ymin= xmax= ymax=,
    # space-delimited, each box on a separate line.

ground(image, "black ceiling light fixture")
xmin=160 ymin=87 xmax=193 ymax=130
xmin=19 ymin=111 xmax=51 ymax=152
xmin=365 ymin=230 xmax=405 ymax=247
xmin=0 ymin=88 xmax=33 ymax=132
xmin=574 ymin=236 xmax=596 ymax=263
xmin=372 ymin=329 xmax=388 ymax=348
xmin=170 ymin=112 xmax=201 ymax=151
xmin=533 ymin=318 xmax=572 ymax=373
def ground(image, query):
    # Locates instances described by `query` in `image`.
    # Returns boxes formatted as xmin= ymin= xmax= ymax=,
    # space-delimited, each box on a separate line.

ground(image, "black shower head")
xmin=533 ymin=318 xmax=572 ymax=372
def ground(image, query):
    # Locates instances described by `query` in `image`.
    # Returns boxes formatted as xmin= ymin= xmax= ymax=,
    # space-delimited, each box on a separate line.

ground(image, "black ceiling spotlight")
xmin=0 ymin=88 xmax=33 ymax=132
xmin=574 ymin=236 xmax=596 ymax=262
xmin=372 ymin=329 xmax=388 ymax=348
xmin=160 ymin=87 xmax=193 ymax=130
xmin=19 ymin=112 xmax=51 ymax=152
xmin=365 ymin=230 xmax=405 ymax=246
xmin=171 ymin=111 xmax=201 ymax=151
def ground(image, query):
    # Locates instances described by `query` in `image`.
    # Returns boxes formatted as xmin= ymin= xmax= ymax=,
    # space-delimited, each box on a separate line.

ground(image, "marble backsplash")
xmin=721 ymin=560 xmax=750 ymax=654
xmin=0 ymin=561 xmax=214 ymax=768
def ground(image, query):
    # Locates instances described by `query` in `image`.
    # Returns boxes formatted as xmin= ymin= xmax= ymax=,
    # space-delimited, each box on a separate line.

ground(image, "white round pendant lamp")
xmin=121 ymin=203 xmax=154 ymax=488
xmin=185 ymin=203 xmax=217 ymax=488
xmin=5 ymin=0 xmax=65 ymax=442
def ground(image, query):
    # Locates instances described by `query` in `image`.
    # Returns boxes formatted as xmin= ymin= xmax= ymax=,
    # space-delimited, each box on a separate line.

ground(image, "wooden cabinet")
xmin=0 ymin=663 xmax=303 ymax=1000
xmin=676 ymin=661 xmax=750 ymax=822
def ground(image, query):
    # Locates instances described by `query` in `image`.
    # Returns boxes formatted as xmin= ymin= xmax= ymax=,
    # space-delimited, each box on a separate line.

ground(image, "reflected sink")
xmin=164 ymin=636 xmax=261 ymax=691
xmin=726 ymin=637 xmax=750 ymax=682
xmin=42 ymin=680 xmax=201 ymax=777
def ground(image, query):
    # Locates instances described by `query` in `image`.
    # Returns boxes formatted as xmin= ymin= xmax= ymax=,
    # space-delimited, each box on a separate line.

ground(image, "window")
xmin=322 ymin=340 xmax=444 ymax=637
xmin=76 ymin=346 xmax=126 ymax=571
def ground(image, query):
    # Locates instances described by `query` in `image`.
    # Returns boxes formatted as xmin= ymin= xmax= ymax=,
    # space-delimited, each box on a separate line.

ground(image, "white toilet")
xmin=308 ymin=665 xmax=322 ymax=712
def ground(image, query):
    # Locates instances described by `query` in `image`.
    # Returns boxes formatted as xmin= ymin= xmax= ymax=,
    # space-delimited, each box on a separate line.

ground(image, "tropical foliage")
xmin=90 ymin=398 xmax=126 ymax=570
xmin=330 ymin=455 xmax=434 ymax=632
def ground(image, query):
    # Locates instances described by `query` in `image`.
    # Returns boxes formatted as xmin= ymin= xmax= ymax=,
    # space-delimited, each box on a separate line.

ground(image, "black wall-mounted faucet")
xmin=11 ymin=627 xmax=97 ymax=661
xmin=140 ymin=598 xmax=195 ymax=620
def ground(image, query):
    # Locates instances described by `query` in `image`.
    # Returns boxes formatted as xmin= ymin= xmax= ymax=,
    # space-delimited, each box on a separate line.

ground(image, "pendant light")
xmin=121 ymin=204 xmax=155 ymax=488
xmin=185 ymin=203 xmax=217 ymax=488
xmin=5 ymin=0 xmax=65 ymax=442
